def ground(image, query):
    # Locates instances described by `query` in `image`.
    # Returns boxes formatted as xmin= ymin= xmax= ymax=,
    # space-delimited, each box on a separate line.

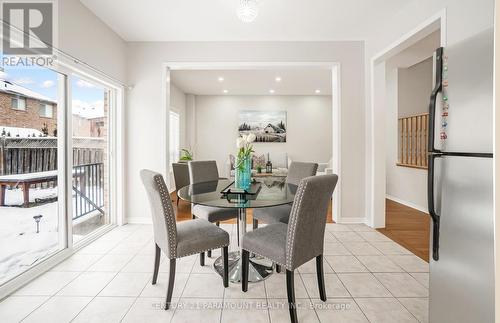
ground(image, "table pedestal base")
xmin=213 ymin=251 xmax=273 ymax=283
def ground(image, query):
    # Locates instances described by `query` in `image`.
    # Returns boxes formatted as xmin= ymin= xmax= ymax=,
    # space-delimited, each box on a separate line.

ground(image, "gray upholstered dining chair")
xmin=140 ymin=169 xmax=229 ymax=310
xmin=241 ymin=174 xmax=338 ymax=323
xmin=172 ymin=163 xmax=189 ymax=206
xmin=252 ymin=161 xmax=318 ymax=227
xmin=188 ymin=160 xmax=238 ymax=260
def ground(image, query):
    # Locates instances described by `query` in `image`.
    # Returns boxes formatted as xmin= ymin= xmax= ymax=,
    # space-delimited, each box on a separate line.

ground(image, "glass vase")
xmin=235 ymin=155 xmax=251 ymax=189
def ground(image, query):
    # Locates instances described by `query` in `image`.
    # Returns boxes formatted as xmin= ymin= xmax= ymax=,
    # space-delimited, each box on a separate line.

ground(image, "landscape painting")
xmin=238 ymin=110 xmax=286 ymax=143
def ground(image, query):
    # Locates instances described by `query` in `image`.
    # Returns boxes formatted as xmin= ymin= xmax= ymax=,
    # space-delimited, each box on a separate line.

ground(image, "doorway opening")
xmin=370 ymin=16 xmax=444 ymax=261
xmin=163 ymin=63 xmax=342 ymax=222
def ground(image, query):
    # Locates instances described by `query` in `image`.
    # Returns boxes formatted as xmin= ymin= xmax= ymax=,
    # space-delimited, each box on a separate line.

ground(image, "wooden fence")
xmin=0 ymin=137 xmax=105 ymax=176
xmin=398 ymin=113 xmax=428 ymax=169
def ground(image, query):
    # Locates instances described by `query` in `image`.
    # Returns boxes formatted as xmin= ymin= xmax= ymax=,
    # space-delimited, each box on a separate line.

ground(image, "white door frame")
xmin=367 ymin=10 xmax=447 ymax=228
xmin=162 ymin=62 xmax=343 ymax=222
xmin=0 ymin=59 xmax=125 ymax=299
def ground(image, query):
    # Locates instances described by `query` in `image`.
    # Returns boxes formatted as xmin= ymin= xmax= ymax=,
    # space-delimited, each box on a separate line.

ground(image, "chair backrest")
xmin=285 ymin=174 xmax=338 ymax=270
xmin=140 ymin=169 xmax=178 ymax=259
xmin=286 ymin=161 xmax=319 ymax=186
xmin=188 ymin=160 xmax=219 ymax=184
xmin=172 ymin=163 xmax=190 ymax=190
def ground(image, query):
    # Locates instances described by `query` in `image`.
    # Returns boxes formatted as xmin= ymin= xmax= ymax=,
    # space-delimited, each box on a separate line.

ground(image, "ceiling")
xmin=80 ymin=0 xmax=410 ymax=42
xmin=170 ymin=69 xmax=332 ymax=96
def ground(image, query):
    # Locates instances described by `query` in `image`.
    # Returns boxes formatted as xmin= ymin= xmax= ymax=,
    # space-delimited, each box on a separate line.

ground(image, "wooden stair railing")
xmin=397 ymin=113 xmax=429 ymax=169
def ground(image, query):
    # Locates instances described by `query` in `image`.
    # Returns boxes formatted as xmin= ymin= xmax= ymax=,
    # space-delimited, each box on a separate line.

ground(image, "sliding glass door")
xmin=0 ymin=65 xmax=67 ymax=285
xmin=0 ymin=64 xmax=117 ymax=288
xmin=71 ymin=76 xmax=112 ymax=242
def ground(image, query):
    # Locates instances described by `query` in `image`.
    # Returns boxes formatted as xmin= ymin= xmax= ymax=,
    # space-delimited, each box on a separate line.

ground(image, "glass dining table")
xmin=177 ymin=177 xmax=297 ymax=283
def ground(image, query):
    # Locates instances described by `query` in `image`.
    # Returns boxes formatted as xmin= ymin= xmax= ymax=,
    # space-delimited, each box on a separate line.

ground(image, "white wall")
xmin=168 ymin=83 xmax=187 ymax=189
xmin=125 ymin=41 xmax=365 ymax=223
xmin=185 ymin=94 xmax=196 ymax=151
xmin=385 ymin=59 xmax=431 ymax=212
xmin=193 ymin=95 xmax=332 ymax=174
xmin=398 ymin=58 xmax=433 ymax=117
xmin=364 ymin=0 xmax=494 ymax=227
xmin=58 ymin=0 xmax=126 ymax=82
xmin=170 ymin=83 xmax=187 ymax=149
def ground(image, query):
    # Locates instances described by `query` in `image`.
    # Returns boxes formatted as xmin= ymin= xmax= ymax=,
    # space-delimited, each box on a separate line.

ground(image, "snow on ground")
xmin=0 ymin=201 xmax=59 ymax=283
xmin=1 ymin=188 xmax=72 ymax=284
xmin=0 ymin=186 xmax=106 ymax=284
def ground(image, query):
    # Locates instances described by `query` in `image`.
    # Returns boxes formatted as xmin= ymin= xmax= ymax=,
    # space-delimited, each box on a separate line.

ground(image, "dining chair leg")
xmin=286 ymin=270 xmax=298 ymax=323
xmin=222 ymin=246 xmax=229 ymax=287
xmin=316 ymin=254 xmax=327 ymax=301
xmin=152 ymin=244 xmax=161 ymax=285
xmin=241 ymin=249 xmax=249 ymax=292
xmin=192 ymin=214 xmax=196 ymax=219
xmin=200 ymin=252 xmax=205 ymax=266
xmin=236 ymin=217 xmax=240 ymax=246
xmin=276 ymin=264 xmax=281 ymax=273
xmin=176 ymin=196 xmax=180 ymax=206
xmin=209 ymin=222 xmax=219 ymax=258
xmin=165 ymin=259 xmax=176 ymax=310
xmin=252 ymin=218 xmax=258 ymax=230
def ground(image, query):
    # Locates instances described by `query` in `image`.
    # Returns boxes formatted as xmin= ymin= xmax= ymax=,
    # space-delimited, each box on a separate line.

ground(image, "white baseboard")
xmin=336 ymin=217 xmax=367 ymax=224
xmin=129 ymin=215 xmax=368 ymax=225
xmin=127 ymin=216 xmax=153 ymax=224
xmin=386 ymin=195 xmax=429 ymax=214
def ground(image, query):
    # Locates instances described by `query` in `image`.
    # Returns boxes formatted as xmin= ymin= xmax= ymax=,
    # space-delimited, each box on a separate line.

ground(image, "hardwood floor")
xmin=378 ymin=199 xmax=430 ymax=262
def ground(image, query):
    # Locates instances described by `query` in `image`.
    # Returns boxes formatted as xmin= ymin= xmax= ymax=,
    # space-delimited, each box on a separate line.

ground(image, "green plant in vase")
xmin=256 ymin=165 xmax=263 ymax=173
xmin=235 ymin=133 xmax=256 ymax=188
xmin=179 ymin=148 xmax=193 ymax=162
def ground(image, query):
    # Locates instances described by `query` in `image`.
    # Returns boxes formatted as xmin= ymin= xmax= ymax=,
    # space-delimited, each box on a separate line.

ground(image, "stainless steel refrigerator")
xmin=427 ymin=28 xmax=494 ymax=323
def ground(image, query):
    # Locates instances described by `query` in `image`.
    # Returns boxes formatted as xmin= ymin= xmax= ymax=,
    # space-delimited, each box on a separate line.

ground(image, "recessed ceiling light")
xmin=223 ymin=89 xmax=228 ymax=94
xmin=218 ymin=77 xmax=224 ymax=82
xmin=315 ymin=89 xmax=321 ymax=94
xmin=237 ymin=0 xmax=259 ymax=23
xmin=275 ymin=76 xmax=282 ymax=82
xmin=269 ymin=89 xmax=275 ymax=94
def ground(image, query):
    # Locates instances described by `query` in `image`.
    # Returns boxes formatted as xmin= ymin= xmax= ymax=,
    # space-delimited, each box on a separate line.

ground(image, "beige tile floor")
xmin=0 ymin=223 xmax=429 ymax=323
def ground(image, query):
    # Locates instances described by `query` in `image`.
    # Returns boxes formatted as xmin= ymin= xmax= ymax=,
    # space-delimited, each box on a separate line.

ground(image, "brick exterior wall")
xmin=0 ymin=91 xmax=57 ymax=135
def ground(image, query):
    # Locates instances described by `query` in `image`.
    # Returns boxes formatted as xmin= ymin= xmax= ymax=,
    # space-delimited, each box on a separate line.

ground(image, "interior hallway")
xmin=378 ymin=199 xmax=430 ymax=262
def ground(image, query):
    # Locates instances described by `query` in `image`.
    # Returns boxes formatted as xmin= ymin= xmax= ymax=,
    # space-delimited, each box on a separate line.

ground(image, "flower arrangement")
xmin=235 ymin=133 xmax=256 ymax=188
xmin=236 ymin=133 xmax=256 ymax=170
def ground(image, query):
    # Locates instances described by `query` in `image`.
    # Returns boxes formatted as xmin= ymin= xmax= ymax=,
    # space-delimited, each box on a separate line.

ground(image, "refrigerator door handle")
xmin=428 ymin=153 xmax=441 ymax=261
xmin=428 ymin=47 xmax=444 ymax=153
xmin=427 ymin=47 xmax=444 ymax=261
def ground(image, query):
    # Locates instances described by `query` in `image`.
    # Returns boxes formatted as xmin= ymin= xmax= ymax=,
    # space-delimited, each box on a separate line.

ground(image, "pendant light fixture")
xmin=237 ymin=0 xmax=259 ymax=23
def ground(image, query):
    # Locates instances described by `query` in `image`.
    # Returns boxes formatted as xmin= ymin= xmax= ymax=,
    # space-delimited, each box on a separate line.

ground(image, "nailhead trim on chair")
xmin=285 ymin=180 xmax=308 ymax=270
xmin=154 ymin=174 xmax=178 ymax=258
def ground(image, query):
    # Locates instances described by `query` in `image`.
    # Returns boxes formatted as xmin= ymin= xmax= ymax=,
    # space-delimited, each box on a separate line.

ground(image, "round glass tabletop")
xmin=177 ymin=178 xmax=297 ymax=209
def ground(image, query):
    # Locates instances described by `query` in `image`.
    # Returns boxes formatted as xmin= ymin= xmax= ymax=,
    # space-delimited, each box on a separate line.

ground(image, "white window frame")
xmin=39 ymin=103 xmax=54 ymax=118
xmin=0 ymin=61 xmax=125 ymax=299
xmin=11 ymin=97 xmax=26 ymax=111
xmin=66 ymin=74 xmax=118 ymax=249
